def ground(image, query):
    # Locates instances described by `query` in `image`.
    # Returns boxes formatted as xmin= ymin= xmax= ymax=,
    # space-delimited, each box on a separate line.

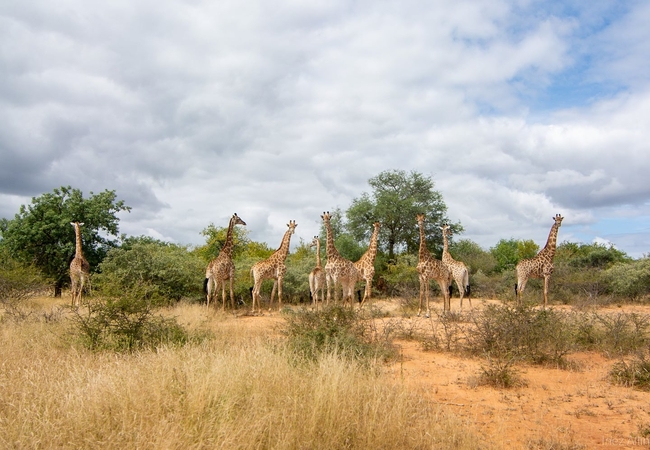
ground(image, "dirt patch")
xmin=247 ymin=298 xmax=650 ymax=449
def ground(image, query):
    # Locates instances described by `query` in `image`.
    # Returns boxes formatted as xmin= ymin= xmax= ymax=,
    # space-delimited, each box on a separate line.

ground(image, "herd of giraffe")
xmin=68 ymin=212 xmax=564 ymax=313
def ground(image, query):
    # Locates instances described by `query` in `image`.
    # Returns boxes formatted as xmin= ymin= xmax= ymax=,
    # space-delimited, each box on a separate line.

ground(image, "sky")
xmin=1 ymin=0 xmax=649 ymax=257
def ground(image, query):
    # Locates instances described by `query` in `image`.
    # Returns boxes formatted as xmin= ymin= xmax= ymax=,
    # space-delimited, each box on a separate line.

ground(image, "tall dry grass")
xmin=0 ymin=301 xmax=482 ymax=449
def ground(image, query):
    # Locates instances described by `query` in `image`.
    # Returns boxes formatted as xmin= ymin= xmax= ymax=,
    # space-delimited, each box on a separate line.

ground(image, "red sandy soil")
xmin=241 ymin=298 xmax=650 ymax=450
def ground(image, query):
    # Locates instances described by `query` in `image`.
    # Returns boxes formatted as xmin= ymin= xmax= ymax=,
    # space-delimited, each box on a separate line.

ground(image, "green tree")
xmin=449 ymin=239 xmax=497 ymax=275
xmin=0 ymin=186 xmax=130 ymax=296
xmin=346 ymin=170 xmax=459 ymax=260
xmin=490 ymin=238 xmax=539 ymax=272
xmin=194 ymin=222 xmax=252 ymax=262
xmin=556 ymin=241 xmax=630 ymax=269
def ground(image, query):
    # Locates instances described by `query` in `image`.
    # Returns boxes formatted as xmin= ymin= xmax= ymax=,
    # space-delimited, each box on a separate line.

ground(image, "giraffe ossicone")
xmin=441 ymin=224 xmax=471 ymax=310
xmin=69 ymin=221 xmax=90 ymax=308
xmin=250 ymin=220 xmax=297 ymax=314
xmin=515 ymin=214 xmax=564 ymax=308
xmin=354 ymin=221 xmax=381 ymax=307
xmin=322 ymin=211 xmax=359 ymax=305
xmin=308 ymin=235 xmax=325 ymax=308
xmin=416 ymin=214 xmax=451 ymax=317
xmin=204 ymin=213 xmax=246 ymax=310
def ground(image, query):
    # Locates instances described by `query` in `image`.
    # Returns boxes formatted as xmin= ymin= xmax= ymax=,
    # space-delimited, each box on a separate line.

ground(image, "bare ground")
xmin=240 ymin=298 xmax=650 ymax=450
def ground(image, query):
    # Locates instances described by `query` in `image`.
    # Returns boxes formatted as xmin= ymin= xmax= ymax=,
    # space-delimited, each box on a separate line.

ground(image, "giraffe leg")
xmin=269 ymin=280 xmax=277 ymax=311
xmin=543 ymin=276 xmax=549 ymax=309
xmin=417 ymin=275 xmax=425 ymax=317
xmin=229 ymin=277 xmax=235 ymax=310
xmin=277 ymin=277 xmax=283 ymax=312
xmin=516 ymin=277 xmax=528 ymax=305
xmin=424 ymin=278 xmax=431 ymax=319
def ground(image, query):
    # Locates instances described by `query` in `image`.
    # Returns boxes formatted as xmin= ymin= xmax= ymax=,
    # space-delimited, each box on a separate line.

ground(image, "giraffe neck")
xmin=315 ymin=240 xmax=322 ymax=268
xmin=361 ymin=225 xmax=380 ymax=262
xmin=540 ymin=223 xmax=560 ymax=259
xmin=221 ymin=216 xmax=237 ymax=258
xmin=442 ymin=229 xmax=454 ymax=263
xmin=324 ymin=219 xmax=342 ymax=259
xmin=73 ymin=224 xmax=84 ymax=259
xmin=418 ymin=221 xmax=431 ymax=260
xmin=274 ymin=228 xmax=294 ymax=261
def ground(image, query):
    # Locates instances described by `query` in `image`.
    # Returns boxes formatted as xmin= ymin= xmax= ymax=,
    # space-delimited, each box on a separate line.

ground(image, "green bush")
xmin=467 ymin=303 xmax=574 ymax=366
xmin=95 ymin=238 xmax=205 ymax=306
xmin=0 ymin=248 xmax=49 ymax=320
xmin=610 ymin=353 xmax=650 ymax=391
xmin=70 ymin=296 xmax=193 ymax=352
xmin=605 ymin=258 xmax=650 ymax=300
xmin=282 ymin=305 xmax=396 ymax=365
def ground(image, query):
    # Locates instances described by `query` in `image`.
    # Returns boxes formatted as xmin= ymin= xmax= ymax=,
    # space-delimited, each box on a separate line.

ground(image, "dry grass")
xmin=0 ymin=299 xmax=482 ymax=449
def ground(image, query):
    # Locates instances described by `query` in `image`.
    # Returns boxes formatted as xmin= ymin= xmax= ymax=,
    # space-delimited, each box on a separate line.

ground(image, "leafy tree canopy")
xmin=0 ymin=186 xmax=130 ymax=295
xmin=346 ymin=170 xmax=460 ymax=259
xmin=490 ymin=238 xmax=539 ymax=272
xmin=194 ymin=221 xmax=253 ymax=262
xmin=556 ymin=241 xmax=631 ymax=269
xmin=449 ymin=239 xmax=498 ymax=275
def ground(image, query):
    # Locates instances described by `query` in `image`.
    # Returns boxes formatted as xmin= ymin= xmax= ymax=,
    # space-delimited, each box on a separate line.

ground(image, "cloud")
xmin=0 ymin=0 xmax=649 ymax=258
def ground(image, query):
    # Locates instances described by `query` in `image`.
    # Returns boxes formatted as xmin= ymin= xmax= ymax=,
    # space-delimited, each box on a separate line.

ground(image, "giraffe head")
xmin=416 ymin=213 xmax=425 ymax=225
xmin=287 ymin=220 xmax=297 ymax=234
xmin=321 ymin=211 xmax=331 ymax=223
xmin=231 ymin=213 xmax=246 ymax=226
xmin=440 ymin=224 xmax=451 ymax=237
xmin=310 ymin=235 xmax=320 ymax=248
xmin=70 ymin=221 xmax=84 ymax=228
xmin=373 ymin=222 xmax=381 ymax=231
xmin=553 ymin=214 xmax=564 ymax=227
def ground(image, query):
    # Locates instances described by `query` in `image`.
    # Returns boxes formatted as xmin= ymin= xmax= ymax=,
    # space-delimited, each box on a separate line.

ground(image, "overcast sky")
xmin=1 ymin=0 xmax=649 ymax=257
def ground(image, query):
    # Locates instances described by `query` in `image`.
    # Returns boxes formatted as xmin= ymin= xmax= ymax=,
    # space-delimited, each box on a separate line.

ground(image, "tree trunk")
xmin=54 ymin=280 xmax=63 ymax=298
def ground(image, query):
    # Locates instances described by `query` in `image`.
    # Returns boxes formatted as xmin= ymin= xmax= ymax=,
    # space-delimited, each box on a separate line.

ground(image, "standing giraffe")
xmin=69 ymin=222 xmax=90 ymax=308
xmin=416 ymin=214 xmax=451 ymax=316
xmin=441 ymin=224 xmax=471 ymax=310
xmin=204 ymin=213 xmax=246 ymax=310
xmin=515 ymin=214 xmax=564 ymax=308
xmin=308 ymin=235 xmax=325 ymax=307
xmin=354 ymin=221 xmax=381 ymax=307
xmin=322 ymin=211 xmax=359 ymax=305
xmin=250 ymin=220 xmax=297 ymax=313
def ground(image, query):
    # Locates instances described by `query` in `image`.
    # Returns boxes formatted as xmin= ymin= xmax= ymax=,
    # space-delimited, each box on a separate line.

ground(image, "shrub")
xmin=478 ymin=356 xmax=527 ymax=389
xmin=95 ymin=239 xmax=205 ymax=306
xmin=605 ymin=258 xmax=650 ymax=301
xmin=610 ymin=353 xmax=650 ymax=391
xmin=282 ymin=305 xmax=396 ymax=365
xmin=466 ymin=303 xmax=573 ymax=366
xmin=71 ymin=296 xmax=192 ymax=352
xmin=0 ymin=248 xmax=48 ymax=321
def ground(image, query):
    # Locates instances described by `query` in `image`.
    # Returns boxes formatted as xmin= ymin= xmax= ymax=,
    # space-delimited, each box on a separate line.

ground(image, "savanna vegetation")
xmin=1 ymin=171 xmax=650 ymax=448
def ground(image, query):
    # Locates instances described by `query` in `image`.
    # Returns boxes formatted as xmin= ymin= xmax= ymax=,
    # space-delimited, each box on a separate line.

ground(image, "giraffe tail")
xmin=465 ymin=284 xmax=470 ymax=298
xmin=203 ymin=278 xmax=209 ymax=295
xmin=514 ymin=283 xmax=518 ymax=296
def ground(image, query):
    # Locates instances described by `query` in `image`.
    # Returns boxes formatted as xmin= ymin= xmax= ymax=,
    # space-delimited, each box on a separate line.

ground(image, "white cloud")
xmin=0 ymin=0 xmax=649 ymax=258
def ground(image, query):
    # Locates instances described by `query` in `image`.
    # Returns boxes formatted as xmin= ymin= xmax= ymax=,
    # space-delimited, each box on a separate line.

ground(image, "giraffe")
xmin=69 ymin=222 xmax=90 ymax=308
xmin=308 ymin=235 xmax=326 ymax=307
xmin=250 ymin=220 xmax=297 ymax=314
xmin=515 ymin=214 xmax=564 ymax=308
xmin=441 ymin=224 xmax=471 ymax=310
xmin=354 ymin=221 xmax=381 ymax=307
xmin=204 ymin=213 xmax=246 ymax=310
xmin=416 ymin=214 xmax=451 ymax=317
xmin=321 ymin=211 xmax=359 ymax=305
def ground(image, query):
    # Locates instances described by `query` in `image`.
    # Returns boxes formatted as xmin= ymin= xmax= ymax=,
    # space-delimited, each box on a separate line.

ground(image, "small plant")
xmin=466 ymin=303 xmax=574 ymax=366
xmin=478 ymin=355 xmax=527 ymax=389
xmin=610 ymin=352 xmax=650 ymax=391
xmin=70 ymin=296 xmax=192 ymax=352
xmin=282 ymin=305 xmax=396 ymax=365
